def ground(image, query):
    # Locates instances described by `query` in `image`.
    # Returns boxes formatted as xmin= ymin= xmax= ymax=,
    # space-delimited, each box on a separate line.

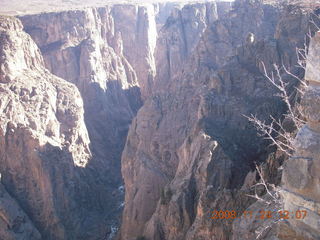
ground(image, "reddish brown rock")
xmin=119 ymin=2 xmax=312 ymax=240
xmin=0 ymin=16 xmax=95 ymax=239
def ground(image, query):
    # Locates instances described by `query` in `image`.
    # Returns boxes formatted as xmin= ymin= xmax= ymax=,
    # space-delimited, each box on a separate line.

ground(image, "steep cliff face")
xmin=279 ymin=31 xmax=320 ymax=240
xmin=17 ymin=3 xmax=227 ymax=238
xmin=231 ymin=23 xmax=320 ymax=240
xmin=0 ymin=183 xmax=41 ymax=240
xmin=0 ymin=16 xmax=95 ymax=239
xmin=1 ymin=1 xmax=319 ymax=240
xmin=153 ymin=1 xmax=232 ymax=93
xmin=19 ymin=8 xmax=144 ymax=237
xmin=119 ymin=2 xmax=233 ymax=239
xmin=120 ymin=1 xmax=312 ymax=239
xmin=112 ymin=4 xmax=158 ymax=98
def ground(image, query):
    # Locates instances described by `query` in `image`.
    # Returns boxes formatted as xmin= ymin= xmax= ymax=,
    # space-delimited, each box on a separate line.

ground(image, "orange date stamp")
xmin=210 ymin=210 xmax=307 ymax=220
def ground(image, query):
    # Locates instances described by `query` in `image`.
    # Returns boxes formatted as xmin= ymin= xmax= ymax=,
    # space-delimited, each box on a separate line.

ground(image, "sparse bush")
xmin=247 ymin=40 xmax=308 ymax=156
xmin=243 ymin=11 xmax=320 ymax=238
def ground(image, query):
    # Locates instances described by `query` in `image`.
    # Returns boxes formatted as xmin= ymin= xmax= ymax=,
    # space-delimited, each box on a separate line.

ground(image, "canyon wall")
xmin=279 ymin=31 xmax=320 ymax=240
xmin=119 ymin=1 xmax=313 ymax=240
xmin=0 ymin=1 xmax=319 ymax=240
xmin=0 ymin=16 xmax=94 ymax=239
xmin=1 ymin=2 xmax=225 ymax=239
xmin=19 ymin=7 xmax=146 ymax=239
xmin=231 ymin=22 xmax=320 ymax=240
xmin=14 ymin=2 xmax=231 ymax=238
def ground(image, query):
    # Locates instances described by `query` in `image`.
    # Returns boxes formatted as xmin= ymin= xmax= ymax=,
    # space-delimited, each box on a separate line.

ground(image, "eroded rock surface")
xmin=1 ymin=1 xmax=320 ymax=240
xmin=119 ymin=1 xmax=312 ymax=239
xmin=19 ymin=8 xmax=145 ymax=238
xmin=17 ymin=3 xmax=226 ymax=238
xmin=279 ymin=31 xmax=320 ymax=240
xmin=0 ymin=183 xmax=41 ymax=240
xmin=0 ymin=16 xmax=95 ymax=239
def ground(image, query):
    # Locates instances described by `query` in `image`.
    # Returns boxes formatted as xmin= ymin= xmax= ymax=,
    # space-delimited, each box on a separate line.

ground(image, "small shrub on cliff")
xmin=244 ymin=14 xmax=320 ymax=238
xmin=247 ymin=50 xmax=307 ymax=156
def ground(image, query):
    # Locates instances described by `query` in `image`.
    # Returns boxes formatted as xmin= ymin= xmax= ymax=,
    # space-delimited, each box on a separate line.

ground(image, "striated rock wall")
xmin=112 ymin=4 xmax=158 ymax=98
xmin=0 ymin=3 xmax=221 ymax=239
xmin=119 ymin=2 xmax=233 ymax=239
xmin=153 ymin=1 xmax=232 ymax=94
xmin=119 ymin=1 xmax=312 ymax=239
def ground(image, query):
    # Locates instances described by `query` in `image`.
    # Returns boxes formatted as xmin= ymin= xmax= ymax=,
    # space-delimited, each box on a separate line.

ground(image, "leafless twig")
xmin=246 ymin=164 xmax=281 ymax=205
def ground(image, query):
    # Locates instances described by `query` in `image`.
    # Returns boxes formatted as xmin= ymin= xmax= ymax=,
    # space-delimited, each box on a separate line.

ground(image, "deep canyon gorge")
xmin=0 ymin=0 xmax=320 ymax=239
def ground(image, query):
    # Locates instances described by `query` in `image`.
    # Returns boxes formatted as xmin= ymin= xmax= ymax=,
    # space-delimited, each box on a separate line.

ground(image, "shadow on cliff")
xmin=199 ymin=44 xmax=292 ymax=190
xmin=10 ymin=81 xmax=143 ymax=239
xmin=77 ymin=80 xmax=142 ymax=238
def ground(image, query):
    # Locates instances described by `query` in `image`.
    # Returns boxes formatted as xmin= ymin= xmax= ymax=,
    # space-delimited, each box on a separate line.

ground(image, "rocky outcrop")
xmin=231 ymin=8 xmax=320 ymax=240
xmin=112 ymin=4 xmax=158 ymax=98
xmin=279 ymin=31 xmax=320 ymax=240
xmin=119 ymin=1 xmax=312 ymax=240
xmin=0 ymin=16 xmax=95 ymax=239
xmin=19 ymin=8 xmax=144 ymax=237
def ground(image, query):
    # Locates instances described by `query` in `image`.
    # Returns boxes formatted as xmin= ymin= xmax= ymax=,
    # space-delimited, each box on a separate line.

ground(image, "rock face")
xmin=152 ymin=2 xmax=231 ymax=93
xmin=0 ymin=16 xmax=94 ymax=239
xmin=279 ymin=31 xmax=320 ymax=240
xmin=1 ymin=1 xmax=319 ymax=240
xmin=111 ymin=4 xmax=158 ymax=98
xmin=19 ymin=8 xmax=144 ymax=238
xmin=0 ymin=183 xmax=41 ymax=240
xmin=119 ymin=1 xmax=313 ymax=240
xmin=17 ymin=3 xmax=226 ymax=238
